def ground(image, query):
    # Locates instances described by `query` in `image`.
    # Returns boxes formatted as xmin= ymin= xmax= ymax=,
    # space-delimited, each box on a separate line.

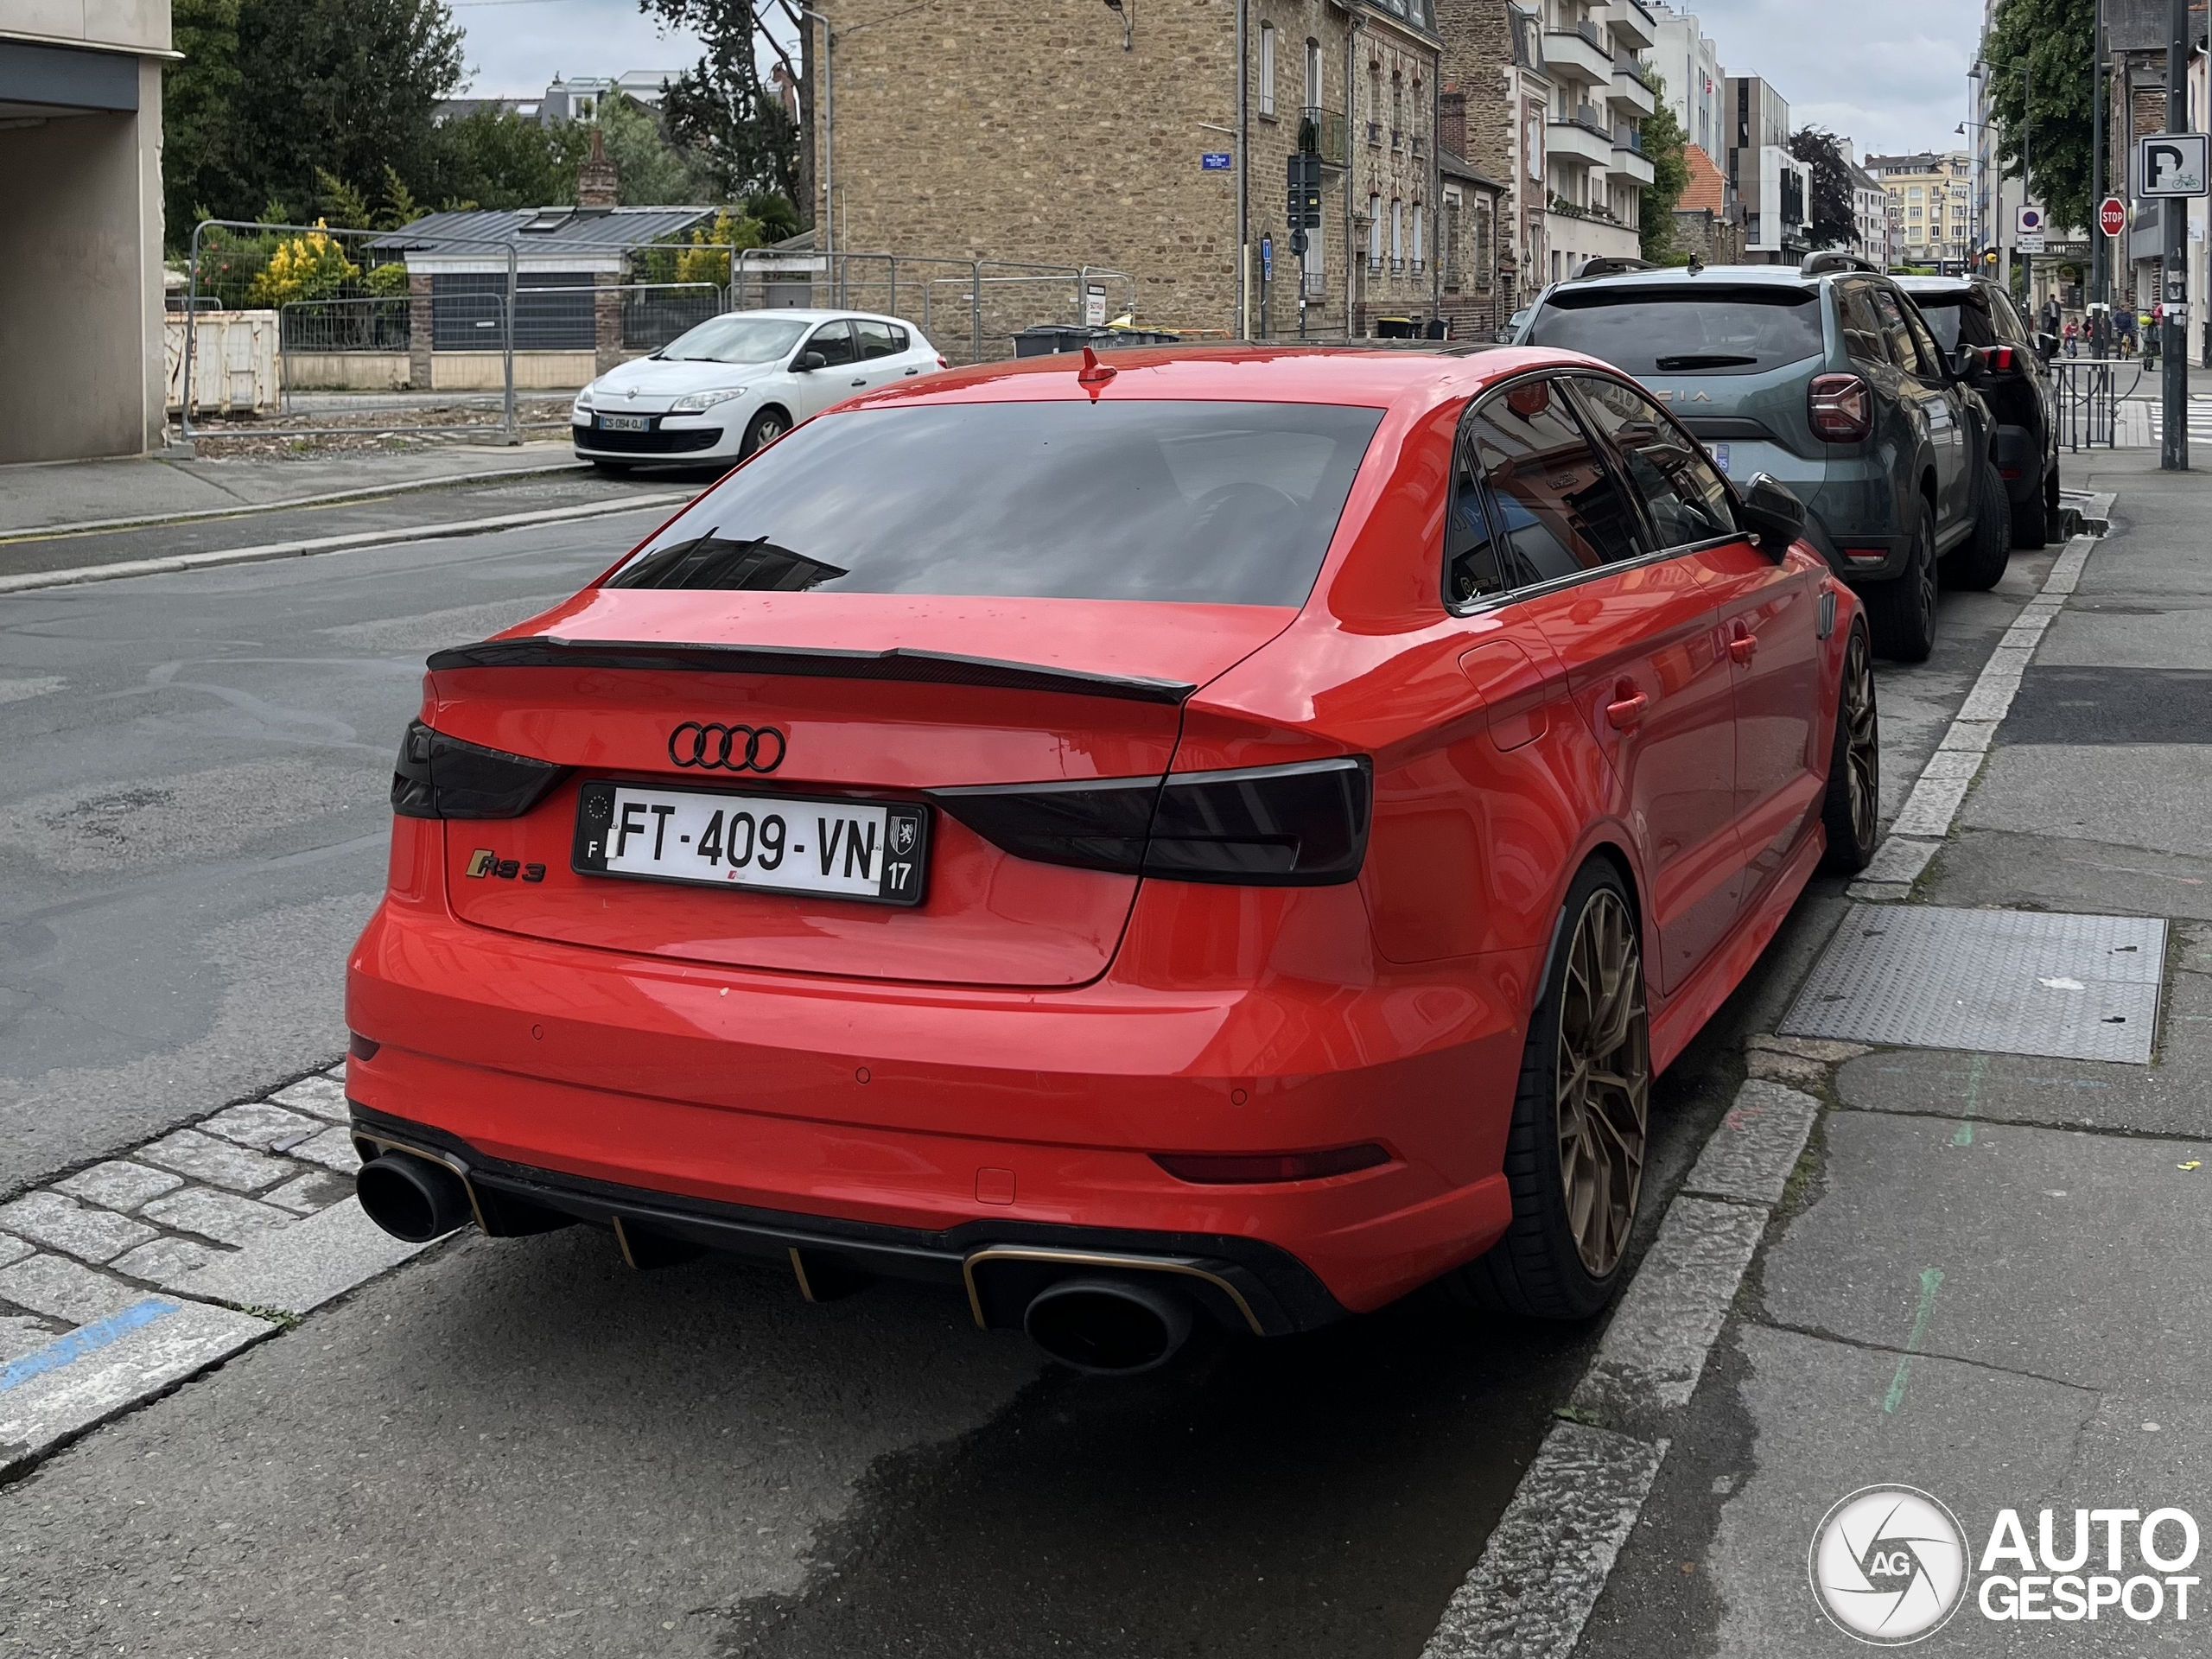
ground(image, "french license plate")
xmin=596 ymin=413 xmax=652 ymax=432
xmin=1707 ymin=442 xmax=1732 ymax=474
xmin=572 ymin=782 xmax=928 ymax=906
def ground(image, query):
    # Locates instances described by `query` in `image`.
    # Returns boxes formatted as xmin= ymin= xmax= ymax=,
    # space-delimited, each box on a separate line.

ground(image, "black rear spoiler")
xmin=425 ymin=637 xmax=1197 ymax=706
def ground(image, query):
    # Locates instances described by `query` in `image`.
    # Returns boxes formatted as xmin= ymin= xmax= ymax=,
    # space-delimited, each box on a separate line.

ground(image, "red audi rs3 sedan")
xmin=346 ymin=345 xmax=1879 ymax=1373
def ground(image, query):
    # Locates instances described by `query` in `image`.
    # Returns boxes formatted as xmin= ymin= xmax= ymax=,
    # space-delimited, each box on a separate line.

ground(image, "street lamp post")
xmin=2161 ymin=0 xmax=2189 ymax=470
xmin=2092 ymin=0 xmax=2108 ymax=355
xmin=798 ymin=7 xmax=834 ymax=270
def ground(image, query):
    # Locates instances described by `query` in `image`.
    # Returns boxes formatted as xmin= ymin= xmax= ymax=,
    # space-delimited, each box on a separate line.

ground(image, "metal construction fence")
xmin=183 ymin=221 xmax=1153 ymax=442
xmin=729 ymin=251 xmax=1143 ymax=367
xmin=182 ymin=219 xmax=753 ymax=442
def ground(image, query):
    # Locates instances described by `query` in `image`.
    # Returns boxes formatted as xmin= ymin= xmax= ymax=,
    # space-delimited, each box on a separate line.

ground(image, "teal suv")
xmin=1517 ymin=254 xmax=2013 ymax=661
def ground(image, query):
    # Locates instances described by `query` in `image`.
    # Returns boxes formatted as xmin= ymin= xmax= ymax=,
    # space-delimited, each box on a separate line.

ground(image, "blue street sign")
xmin=1201 ymin=152 xmax=1232 ymax=171
xmin=1261 ymin=235 xmax=1274 ymax=279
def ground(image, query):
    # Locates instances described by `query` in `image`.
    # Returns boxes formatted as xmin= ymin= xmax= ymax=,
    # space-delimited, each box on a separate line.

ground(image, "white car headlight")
xmin=572 ymin=390 xmax=594 ymax=415
xmin=668 ymin=387 xmax=750 ymax=414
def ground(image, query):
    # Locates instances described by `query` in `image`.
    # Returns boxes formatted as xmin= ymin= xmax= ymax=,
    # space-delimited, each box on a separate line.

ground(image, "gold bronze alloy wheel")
xmin=1554 ymin=885 xmax=1649 ymax=1278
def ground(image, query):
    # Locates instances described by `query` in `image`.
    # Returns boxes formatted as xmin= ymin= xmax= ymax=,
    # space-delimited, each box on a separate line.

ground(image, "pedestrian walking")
xmin=2064 ymin=317 xmax=2080 ymax=357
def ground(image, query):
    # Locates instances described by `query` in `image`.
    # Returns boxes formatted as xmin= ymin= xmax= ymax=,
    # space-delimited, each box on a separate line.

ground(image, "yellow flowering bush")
xmin=248 ymin=222 xmax=360 ymax=306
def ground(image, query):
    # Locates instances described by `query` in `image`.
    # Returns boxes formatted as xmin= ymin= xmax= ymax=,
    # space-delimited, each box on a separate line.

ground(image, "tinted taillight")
xmin=391 ymin=719 xmax=567 ymax=820
xmin=929 ymin=757 xmax=1371 ymax=887
xmin=1808 ymin=372 xmax=1872 ymax=443
xmin=1986 ymin=345 xmax=2017 ymax=372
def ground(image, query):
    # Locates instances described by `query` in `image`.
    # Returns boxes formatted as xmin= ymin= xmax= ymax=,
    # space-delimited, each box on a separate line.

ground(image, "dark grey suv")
xmin=1516 ymin=254 xmax=2014 ymax=661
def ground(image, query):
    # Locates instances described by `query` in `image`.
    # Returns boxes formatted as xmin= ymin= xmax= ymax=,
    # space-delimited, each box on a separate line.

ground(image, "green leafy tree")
xmin=1637 ymin=80 xmax=1691 ymax=262
xmin=164 ymin=0 xmax=243 ymax=240
xmin=1788 ymin=127 xmax=1858 ymax=249
xmin=377 ymin=164 xmax=424 ymax=230
xmin=641 ymin=0 xmax=803 ymax=210
xmin=1983 ymin=0 xmax=2096 ymax=232
xmin=426 ymin=108 xmax=591 ymax=210
xmin=315 ymin=168 xmax=375 ymax=228
xmin=597 ymin=92 xmax=715 ymax=204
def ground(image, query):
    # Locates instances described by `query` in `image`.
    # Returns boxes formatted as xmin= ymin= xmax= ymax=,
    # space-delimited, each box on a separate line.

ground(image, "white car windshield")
xmin=658 ymin=315 xmax=811 ymax=364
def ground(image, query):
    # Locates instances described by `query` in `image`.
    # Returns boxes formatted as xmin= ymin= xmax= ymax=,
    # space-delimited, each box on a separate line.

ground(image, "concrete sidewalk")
xmin=1576 ymin=448 xmax=2212 ymax=1656
xmin=0 ymin=442 xmax=583 ymax=537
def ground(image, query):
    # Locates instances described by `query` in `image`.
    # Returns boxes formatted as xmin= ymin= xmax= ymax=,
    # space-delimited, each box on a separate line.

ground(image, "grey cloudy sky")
xmin=450 ymin=0 xmax=707 ymax=96
xmin=1656 ymin=0 xmax=1985 ymax=156
xmin=452 ymin=0 xmax=1985 ymax=157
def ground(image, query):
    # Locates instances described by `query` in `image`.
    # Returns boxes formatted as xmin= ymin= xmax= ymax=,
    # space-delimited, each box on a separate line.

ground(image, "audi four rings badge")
xmin=668 ymin=721 xmax=787 ymax=772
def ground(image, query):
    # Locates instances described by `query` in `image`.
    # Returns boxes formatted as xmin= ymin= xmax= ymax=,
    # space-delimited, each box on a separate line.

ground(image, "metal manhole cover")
xmin=1780 ymin=906 xmax=2165 ymax=1064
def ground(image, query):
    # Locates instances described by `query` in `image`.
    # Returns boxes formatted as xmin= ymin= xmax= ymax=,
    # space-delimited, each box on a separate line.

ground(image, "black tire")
xmin=740 ymin=405 xmax=791 ymax=457
xmin=590 ymin=459 xmax=633 ymax=477
xmin=2011 ymin=471 xmax=2050 ymax=549
xmin=1819 ymin=621 xmax=1880 ymax=874
xmin=1460 ymin=860 xmax=1650 ymax=1321
xmin=1866 ymin=498 xmax=1938 ymax=664
xmin=1943 ymin=462 xmax=2012 ymax=590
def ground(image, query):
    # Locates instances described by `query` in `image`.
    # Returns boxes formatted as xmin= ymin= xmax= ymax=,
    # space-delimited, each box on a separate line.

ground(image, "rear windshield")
xmin=1527 ymin=286 xmax=1827 ymax=376
xmin=607 ymin=400 xmax=1385 ymax=606
xmin=1902 ymin=291 xmax=1992 ymax=352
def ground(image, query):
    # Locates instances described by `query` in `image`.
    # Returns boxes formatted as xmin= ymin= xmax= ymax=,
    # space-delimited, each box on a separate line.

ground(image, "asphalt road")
xmin=0 ymin=488 xmax=2040 ymax=1657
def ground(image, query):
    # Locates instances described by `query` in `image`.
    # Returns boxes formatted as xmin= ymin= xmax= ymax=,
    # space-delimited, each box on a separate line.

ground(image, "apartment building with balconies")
xmin=1647 ymin=2 xmax=1726 ymax=161
xmin=1525 ymin=0 xmax=1656 ymax=280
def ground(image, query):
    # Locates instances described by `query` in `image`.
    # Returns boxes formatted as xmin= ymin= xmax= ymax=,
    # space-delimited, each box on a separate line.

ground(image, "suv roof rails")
xmin=1800 ymin=250 xmax=1881 ymax=277
xmin=1574 ymin=257 xmax=1657 ymax=280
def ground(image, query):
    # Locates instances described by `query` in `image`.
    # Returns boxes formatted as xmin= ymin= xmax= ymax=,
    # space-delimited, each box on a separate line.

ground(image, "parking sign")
xmin=2137 ymin=133 xmax=2209 ymax=198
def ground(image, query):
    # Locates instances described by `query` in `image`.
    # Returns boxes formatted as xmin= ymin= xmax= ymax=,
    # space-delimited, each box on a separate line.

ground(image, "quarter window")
xmin=1462 ymin=378 xmax=1643 ymax=587
xmin=1567 ymin=377 xmax=1738 ymax=551
xmin=1868 ymin=288 xmax=1930 ymax=378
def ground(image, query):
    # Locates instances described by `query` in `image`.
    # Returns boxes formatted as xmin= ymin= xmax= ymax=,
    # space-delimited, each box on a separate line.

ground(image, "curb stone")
xmin=0 ymin=1058 xmax=449 ymax=1484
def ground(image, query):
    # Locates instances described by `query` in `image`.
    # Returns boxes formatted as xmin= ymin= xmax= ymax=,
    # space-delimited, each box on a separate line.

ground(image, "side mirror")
xmin=1948 ymin=345 xmax=1988 ymax=383
xmin=792 ymin=350 xmax=828 ymax=372
xmin=1739 ymin=473 xmax=1807 ymax=556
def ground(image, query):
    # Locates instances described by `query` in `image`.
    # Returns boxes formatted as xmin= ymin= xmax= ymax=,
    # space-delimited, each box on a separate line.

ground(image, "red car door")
xmin=1462 ymin=376 xmax=1742 ymax=995
xmin=1567 ymin=376 xmax=1823 ymax=902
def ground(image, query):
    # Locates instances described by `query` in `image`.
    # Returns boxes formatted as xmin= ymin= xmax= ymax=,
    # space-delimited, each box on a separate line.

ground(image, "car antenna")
xmin=1077 ymin=346 xmax=1117 ymax=386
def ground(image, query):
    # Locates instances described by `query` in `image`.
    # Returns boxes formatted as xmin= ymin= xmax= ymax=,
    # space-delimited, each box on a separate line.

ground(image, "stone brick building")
xmin=807 ymin=0 xmax=1448 ymax=340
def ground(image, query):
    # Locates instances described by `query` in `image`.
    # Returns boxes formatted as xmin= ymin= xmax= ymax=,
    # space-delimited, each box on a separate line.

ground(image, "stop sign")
xmin=2099 ymin=195 xmax=2129 ymax=237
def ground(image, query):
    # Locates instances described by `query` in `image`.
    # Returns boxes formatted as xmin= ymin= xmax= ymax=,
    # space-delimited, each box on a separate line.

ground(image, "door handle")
xmin=1605 ymin=682 xmax=1649 ymax=729
xmin=850 ymin=378 xmax=868 ymax=386
xmin=1728 ymin=621 xmax=1758 ymax=665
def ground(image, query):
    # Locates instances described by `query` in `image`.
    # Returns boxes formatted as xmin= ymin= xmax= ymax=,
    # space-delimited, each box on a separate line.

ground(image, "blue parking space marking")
xmin=0 ymin=1298 xmax=180 ymax=1393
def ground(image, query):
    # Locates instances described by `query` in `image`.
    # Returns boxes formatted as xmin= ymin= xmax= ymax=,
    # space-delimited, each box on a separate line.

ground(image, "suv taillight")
xmin=1808 ymin=372 xmax=1872 ymax=443
xmin=391 ymin=719 xmax=567 ymax=819
xmin=1984 ymin=345 xmax=2017 ymax=373
xmin=929 ymin=757 xmax=1372 ymax=887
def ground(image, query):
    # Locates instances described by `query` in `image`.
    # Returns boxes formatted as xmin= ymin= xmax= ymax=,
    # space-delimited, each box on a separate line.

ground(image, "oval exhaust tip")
xmin=1023 ymin=1276 xmax=1193 ymax=1376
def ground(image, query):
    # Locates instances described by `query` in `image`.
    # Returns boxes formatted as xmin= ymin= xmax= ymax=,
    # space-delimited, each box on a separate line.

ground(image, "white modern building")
xmin=1648 ymin=2 xmax=1726 ymax=160
xmin=1533 ymin=0 xmax=1660 ymax=282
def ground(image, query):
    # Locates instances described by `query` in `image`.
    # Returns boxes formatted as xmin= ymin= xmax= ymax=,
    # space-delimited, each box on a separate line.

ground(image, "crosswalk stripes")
xmin=2143 ymin=393 xmax=2212 ymax=444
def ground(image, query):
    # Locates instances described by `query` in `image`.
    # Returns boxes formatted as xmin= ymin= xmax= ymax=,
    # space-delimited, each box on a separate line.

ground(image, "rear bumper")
xmin=351 ymin=1103 xmax=1346 ymax=1334
xmin=345 ymin=900 xmax=1526 ymax=1319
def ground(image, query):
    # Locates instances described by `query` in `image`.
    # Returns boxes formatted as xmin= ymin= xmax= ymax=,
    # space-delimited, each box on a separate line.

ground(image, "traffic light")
xmin=1286 ymin=154 xmax=1322 ymax=230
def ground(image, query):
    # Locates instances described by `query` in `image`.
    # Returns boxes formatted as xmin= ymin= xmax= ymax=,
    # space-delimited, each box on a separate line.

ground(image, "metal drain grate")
xmin=1780 ymin=906 xmax=2166 ymax=1064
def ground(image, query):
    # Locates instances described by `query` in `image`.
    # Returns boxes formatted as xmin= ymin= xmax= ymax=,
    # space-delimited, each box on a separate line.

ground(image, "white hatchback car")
xmin=572 ymin=309 xmax=944 ymax=471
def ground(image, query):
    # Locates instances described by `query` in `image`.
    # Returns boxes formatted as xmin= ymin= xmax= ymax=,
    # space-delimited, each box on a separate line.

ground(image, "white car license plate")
xmin=596 ymin=413 xmax=652 ymax=432
xmin=1707 ymin=442 xmax=1731 ymax=474
xmin=572 ymin=782 xmax=928 ymax=906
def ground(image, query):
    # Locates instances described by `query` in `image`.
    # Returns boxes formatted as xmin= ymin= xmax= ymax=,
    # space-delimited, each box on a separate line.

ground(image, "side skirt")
xmin=1649 ymin=822 xmax=1825 ymax=1073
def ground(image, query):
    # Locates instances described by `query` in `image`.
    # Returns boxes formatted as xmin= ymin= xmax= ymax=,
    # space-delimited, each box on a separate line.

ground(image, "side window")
xmin=854 ymin=319 xmax=902 ymax=359
xmin=1988 ymin=289 xmax=2033 ymax=346
xmin=1837 ymin=284 xmax=1893 ymax=368
xmin=1868 ymin=288 xmax=1929 ymax=378
xmin=1567 ymin=377 xmax=1739 ymax=551
xmin=805 ymin=321 xmax=858 ymax=366
xmin=1446 ymin=431 xmax=1510 ymax=605
xmin=1899 ymin=304 xmax=1949 ymax=378
xmin=1464 ymin=378 xmax=1644 ymax=587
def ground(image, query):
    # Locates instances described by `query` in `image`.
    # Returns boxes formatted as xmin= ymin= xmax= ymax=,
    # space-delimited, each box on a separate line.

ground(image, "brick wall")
xmin=811 ymin=0 xmax=1442 ymax=341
